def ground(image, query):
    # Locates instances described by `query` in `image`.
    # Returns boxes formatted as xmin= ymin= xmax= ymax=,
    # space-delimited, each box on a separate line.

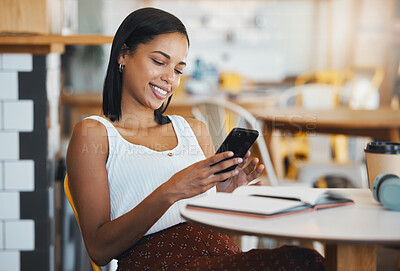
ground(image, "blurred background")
xmin=67 ymin=0 xmax=399 ymax=95
xmin=1 ymin=0 xmax=400 ymax=270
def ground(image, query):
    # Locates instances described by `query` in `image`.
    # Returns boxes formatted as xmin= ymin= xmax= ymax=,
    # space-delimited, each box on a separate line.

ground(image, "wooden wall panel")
xmin=0 ymin=0 xmax=62 ymax=34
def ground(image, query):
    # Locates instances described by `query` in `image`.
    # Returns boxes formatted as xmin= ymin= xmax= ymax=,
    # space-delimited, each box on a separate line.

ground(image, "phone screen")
xmin=212 ymin=128 xmax=259 ymax=174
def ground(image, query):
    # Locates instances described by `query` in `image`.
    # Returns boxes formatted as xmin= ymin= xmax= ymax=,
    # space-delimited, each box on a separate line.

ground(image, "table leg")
xmin=325 ymin=244 xmax=377 ymax=271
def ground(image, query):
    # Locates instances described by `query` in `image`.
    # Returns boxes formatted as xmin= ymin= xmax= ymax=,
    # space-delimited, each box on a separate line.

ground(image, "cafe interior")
xmin=0 ymin=0 xmax=400 ymax=270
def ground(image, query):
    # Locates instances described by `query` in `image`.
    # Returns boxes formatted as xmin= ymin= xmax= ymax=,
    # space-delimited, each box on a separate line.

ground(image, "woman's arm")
xmin=66 ymin=119 xmax=177 ymax=265
xmin=66 ymin=118 xmax=241 ymax=266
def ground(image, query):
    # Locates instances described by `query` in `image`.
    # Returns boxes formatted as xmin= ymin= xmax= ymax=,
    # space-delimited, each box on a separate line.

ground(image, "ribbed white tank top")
xmin=85 ymin=115 xmax=216 ymax=235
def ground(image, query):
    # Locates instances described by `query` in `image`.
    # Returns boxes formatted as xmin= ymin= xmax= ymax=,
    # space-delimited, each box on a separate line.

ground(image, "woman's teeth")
xmin=150 ymin=84 xmax=167 ymax=95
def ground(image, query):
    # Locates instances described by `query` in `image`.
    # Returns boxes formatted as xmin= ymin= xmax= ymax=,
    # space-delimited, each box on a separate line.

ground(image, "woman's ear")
xmin=118 ymin=54 xmax=126 ymax=66
xmin=118 ymin=44 xmax=129 ymax=65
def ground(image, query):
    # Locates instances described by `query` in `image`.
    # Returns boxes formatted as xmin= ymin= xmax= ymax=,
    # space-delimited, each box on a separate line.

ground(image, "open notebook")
xmin=186 ymin=186 xmax=354 ymax=218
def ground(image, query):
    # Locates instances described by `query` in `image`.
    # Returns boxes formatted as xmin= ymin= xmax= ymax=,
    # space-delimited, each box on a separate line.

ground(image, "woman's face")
xmin=118 ymin=32 xmax=188 ymax=111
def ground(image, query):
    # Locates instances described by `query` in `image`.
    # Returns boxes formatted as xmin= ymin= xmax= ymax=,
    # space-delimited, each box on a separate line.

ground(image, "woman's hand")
xmin=216 ymin=151 xmax=264 ymax=193
xmin=165 ymin=151 xmax=243 ymax=201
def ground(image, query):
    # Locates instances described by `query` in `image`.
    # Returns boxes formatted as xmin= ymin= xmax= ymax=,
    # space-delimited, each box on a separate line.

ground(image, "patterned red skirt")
xmin=116 ymin=223 xmax=325 ymax=271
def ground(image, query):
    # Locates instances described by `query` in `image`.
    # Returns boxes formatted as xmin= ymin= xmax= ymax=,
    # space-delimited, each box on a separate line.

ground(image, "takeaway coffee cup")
xmin=364 ymin=141 xmax=400 ymax=189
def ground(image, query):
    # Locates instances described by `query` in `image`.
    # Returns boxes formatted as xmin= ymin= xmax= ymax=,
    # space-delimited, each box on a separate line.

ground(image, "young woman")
xmin=66 ymin=7 xmax=325 ymax=271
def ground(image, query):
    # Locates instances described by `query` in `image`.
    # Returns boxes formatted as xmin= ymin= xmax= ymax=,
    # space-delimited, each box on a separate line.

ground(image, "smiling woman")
xmin=102 ymin=8 xmax=190 ymax=125
xmin=65 ymin=7 xmax=325 ymax=271
xmin=117 ymin=32 xmax=188 ymax=113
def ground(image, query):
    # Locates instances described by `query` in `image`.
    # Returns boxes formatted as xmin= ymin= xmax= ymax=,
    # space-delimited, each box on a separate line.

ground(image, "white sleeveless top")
xmin=85 ymin=115 xmax=216 ymax=235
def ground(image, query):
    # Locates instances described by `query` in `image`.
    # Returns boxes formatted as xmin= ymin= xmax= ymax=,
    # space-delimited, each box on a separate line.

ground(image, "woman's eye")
xmin=152 ymin=59 xmax=164 ymax=65
xmin=174 ymin=69 xmax=183 ymax=75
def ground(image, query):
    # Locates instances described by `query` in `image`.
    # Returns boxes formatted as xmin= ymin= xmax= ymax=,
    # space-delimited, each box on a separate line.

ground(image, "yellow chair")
xmin=64 ymin=175 xmax=102 ymax=271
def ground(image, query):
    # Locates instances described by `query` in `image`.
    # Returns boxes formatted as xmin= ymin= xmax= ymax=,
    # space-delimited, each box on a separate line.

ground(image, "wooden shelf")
xmin=0 ymin=34 xmax=113 ymax=54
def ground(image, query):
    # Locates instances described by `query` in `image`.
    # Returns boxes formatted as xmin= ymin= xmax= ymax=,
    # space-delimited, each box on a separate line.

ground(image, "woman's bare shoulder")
xmin=67 ymin=116 xmax=109 ymax=158
xmin=73 ymin=117 xmax=107 ymax=139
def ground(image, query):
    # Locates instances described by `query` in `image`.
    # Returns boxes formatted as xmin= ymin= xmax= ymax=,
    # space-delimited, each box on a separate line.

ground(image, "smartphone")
xmin=212 ymin=127 xmax=259 ymax=174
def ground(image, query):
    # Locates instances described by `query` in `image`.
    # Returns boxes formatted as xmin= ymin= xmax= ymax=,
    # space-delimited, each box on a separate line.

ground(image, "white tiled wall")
xmin=0 ymin=53 xmax=35 ymax=269
xmin=0 ymin=162 xmax=3 ymax=189
xmin=2 ymin=54 xmax=32 ymax=72
xmin=0 ymin=102 xmax=3 ymax=129
xmin=3 ymin=101 xmax=34 ymax=132
xmin=3 ymin=100 xmax=33 ymax=132
xmin=5 ymin=220 xmax=35 ymax=250
xmin=0 ymin=132 xmax=19 ymax=160
xmin=0 ymin=251 xmax=20 ymax=271
xmin=4 ymin=160 xmax=35 ymax=191
xmin=0 ymin=222 xmax=3 ymax=250
xmin=0 ymin=192 xmax=19 ymax=219
xmin=0 ymin=72 xmax=18 ymax=100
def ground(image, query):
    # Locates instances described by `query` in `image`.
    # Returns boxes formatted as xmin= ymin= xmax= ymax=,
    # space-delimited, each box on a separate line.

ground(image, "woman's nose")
xmin=161 ymin=68 xmax=175 ymax=84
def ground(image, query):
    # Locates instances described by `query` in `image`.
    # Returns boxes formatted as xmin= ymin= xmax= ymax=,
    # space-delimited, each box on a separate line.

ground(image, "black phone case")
xmin=213 ymin=128 xmax=259 ymax=174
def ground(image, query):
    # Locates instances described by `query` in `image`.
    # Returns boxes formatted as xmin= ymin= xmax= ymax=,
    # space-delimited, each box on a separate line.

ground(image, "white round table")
xmin=181 ymin=189 xmax=400 ymax=271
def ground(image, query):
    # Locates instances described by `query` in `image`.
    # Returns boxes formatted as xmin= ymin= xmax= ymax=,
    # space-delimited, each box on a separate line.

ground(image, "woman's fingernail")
xmin=237 ymin=158 xmax=243 ymax=163
xmin=235 ymin=169 xmax=239 ymax=174
xmin=228 ymin=152 xmax=234 ymax=156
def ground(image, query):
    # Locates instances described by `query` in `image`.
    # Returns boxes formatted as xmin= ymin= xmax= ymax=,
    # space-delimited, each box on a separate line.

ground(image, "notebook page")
xmin=233 ymin=186 xmax=330 ymax=205
xmin=186 ymin=193 xmax=306 ymax=216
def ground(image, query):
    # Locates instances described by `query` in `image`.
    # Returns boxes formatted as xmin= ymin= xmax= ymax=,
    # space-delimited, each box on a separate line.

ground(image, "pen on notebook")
xmin=250 ymin=194 xmax=302 ymax=202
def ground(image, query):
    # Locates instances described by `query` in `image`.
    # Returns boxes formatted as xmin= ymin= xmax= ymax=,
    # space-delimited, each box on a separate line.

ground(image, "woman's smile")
xmin=149 ymin=83 xmax=169 ymax=100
